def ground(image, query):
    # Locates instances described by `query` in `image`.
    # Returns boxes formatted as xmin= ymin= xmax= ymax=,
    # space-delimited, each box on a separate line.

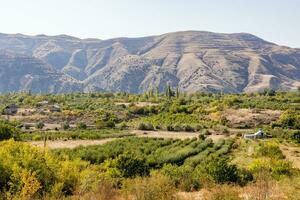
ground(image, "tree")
xmin=165 ymin=84 xmax=174 ymax=99
xmin=198 ymin=157 xmax=239 ymax=184
xmin=107 ymin=153 xmax=149 ymax=178
xmin=176 ymin=87 xmax=180 ymax=98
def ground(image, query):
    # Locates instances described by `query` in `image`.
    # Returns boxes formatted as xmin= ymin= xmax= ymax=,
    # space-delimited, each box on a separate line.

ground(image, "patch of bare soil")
xmin=177 ymin=191 xmax=204 ymax=200
xmin=132 ymin=130 xmax=228 ymax=142
xmin=115 ymin=102 xmax=159 ymax=107
xmin=22 ymin=123 xmax=76 ymax=131
xmin=280 ymin=144 xmax=300 ymax=169
xmin=29 ymin=138 xmax=118 ymax=149
xmin=224 ymin=109 xmax=281 ymax=128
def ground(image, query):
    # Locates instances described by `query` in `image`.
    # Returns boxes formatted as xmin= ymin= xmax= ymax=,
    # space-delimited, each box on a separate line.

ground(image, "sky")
xmin=0 ymin=0 xmax=299 ymax=47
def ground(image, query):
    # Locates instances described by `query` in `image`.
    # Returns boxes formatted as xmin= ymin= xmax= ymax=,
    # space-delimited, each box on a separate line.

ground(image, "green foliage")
xmin=249 ymin=158 xmax=292 ymax=179
xmin=276 ymin=110 xmax=300 ymax=129
xmin=197 ymin=157 xmax=239 ymax=184
xmin=35 ymin=121 xmax=45 ymax=129
xmin=20 ymin=129 xmax=131 ymax=141
xmin=137 ymin=122 xmax=154 ymax=131
xmin=256 ymin=142 xmax=285 ymax=159
xmin=161 ymin=164 xmax=200 ymax=191
xmin=61 ymin=121 xmax=70 ymax=130
xmin=104 ymin=152 xmax=149 ymax=178
xmin=0 ymin=122 xmax=18 ymax=141
xmin=0 ymin=140 xmax=98 ymax=198
xmin=292 ymin=131 xmax=300 ymax=143
xmin=76 ymin=122 xmax=87 ymax=129
xmin=95 ymin=120 xmax=115 ymax=129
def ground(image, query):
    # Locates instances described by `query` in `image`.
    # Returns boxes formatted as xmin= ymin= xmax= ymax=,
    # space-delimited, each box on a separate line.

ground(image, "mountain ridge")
xmin=0 ymin=31 xmax=299 ymax=93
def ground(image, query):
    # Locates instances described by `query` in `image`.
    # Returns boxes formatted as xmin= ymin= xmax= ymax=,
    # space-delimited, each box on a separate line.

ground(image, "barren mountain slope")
xmin=0 ymin=31 xmax=299 ymax=93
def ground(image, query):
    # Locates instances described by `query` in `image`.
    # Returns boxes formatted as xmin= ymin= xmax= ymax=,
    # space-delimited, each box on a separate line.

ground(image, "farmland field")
xmin=0 ymin=91 xmax=300 ymax=199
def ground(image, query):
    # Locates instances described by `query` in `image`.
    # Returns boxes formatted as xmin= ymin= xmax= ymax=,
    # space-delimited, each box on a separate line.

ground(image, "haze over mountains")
xmin=0 ymin=31 xmax=300 ymax=93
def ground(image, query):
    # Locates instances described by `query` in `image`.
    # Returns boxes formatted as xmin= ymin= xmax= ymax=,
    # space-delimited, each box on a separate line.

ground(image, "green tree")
xmin=198 ymin=157 xmax=239 ymax=184
xmin=106 ymin=153 xmax=149 ymax=178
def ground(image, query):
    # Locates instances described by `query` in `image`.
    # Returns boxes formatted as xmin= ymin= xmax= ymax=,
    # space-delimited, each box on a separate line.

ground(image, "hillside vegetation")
xmin=0 ymin=89 xmax=299 ymax=199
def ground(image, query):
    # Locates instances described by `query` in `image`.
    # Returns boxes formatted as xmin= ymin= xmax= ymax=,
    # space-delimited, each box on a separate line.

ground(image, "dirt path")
xmin=132 ymin=130 xmax=228 ymax=142
xmin=280 ymin=144 xmax=300 ymax=169
xmin=30 ymin=138 xmax=118 ymax=149
xmin=28 ymin=130 xmax=229 ymax=149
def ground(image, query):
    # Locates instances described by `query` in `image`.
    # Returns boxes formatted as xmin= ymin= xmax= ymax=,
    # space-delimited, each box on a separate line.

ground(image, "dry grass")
xmin=29 ymin=138 xmax=118 ymax=149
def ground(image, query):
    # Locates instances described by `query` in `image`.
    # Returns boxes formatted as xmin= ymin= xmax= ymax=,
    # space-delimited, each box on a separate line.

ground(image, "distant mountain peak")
xmin=0 ymin=31 xmax=299 ymax=93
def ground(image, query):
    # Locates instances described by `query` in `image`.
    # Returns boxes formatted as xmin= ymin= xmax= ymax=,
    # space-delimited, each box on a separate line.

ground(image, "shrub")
xmin=256 ymin=143 xmax=285 ymax=160
xmin=76 ymin=122 xmax=87 ymax=130
xmin=137 ymin=123 xmax=154 ymax=131
xmin=96 ymin=120 xmax=115 ymax=129
xmin=197 ymin=157 xmax=239 ymax=184
xmin=0 ymin=140 xmax=95 ymax=197
xmin=183 ymin=125 xmax=195 ymax=132
xmin=61 ymin=121 xmax=70 ymax=130
xmin=35 ymin=121 xmax=45 ymax=130
xmin=0 ymin=123 xmax=17 ymax=141
xmin=249 ymin=158 xmax=292 ymax=179
xmin=292 ymin=131 xmax=300 ymax=143
xmin=161 ymin=164 xmax=200 ymax=191
xmin=123 ymin=173 xmax=176 ymax=200
xmin=104 ymin=153 xmax=149 ymax=178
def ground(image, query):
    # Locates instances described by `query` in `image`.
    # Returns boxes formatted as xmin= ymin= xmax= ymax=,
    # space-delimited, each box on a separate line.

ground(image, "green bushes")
xmin=76 ymin=122 xmax=87 ymax=129
xmin=0 ymin=140 xmax=98 ymax=198
xmin=256 ymin=142 xmax=285 ymax=159
xmin=275 ymin=110 xmax=300 ymax=129
xmin=35 ymin=121 xmax=45 ymax=129
xmin=0 ymin=123 xmax=18 ymax=141
xmin=61 ymin=121 xmax=70 ymax=130
xmin=137 ymin=122 xmax=154 ymax=131
xmin=20 ymin=129 xmax=132 ymax=141
xmin=0 ymin=121 xmax=20 ymax=141
xmin=104 ymin=152 xmax=149 ymax=178
xmin=161 ymin=164 xmax=200 ymax=191
xmin=95 ymin=120 xmax=115 ymax=129
xmin=250 ymin=142 xmax=293 ymax=179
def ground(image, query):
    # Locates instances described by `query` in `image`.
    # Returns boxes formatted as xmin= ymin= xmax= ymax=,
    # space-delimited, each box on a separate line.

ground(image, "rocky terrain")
xmin=0 ymin=31 xmax=300 ymax=93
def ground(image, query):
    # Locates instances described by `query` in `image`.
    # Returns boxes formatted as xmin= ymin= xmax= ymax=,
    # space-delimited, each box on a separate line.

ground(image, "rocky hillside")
xmin=0 ymin=31 xmax=300 ymax=93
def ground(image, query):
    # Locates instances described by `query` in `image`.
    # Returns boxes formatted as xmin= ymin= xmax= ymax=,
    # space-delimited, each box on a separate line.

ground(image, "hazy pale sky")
xmin=0 ymin=0 xmax=299 ymax=47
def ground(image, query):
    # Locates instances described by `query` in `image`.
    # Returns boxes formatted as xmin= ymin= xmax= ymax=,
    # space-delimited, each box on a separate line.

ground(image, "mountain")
xmin=0 ymin=31 xmax=300 ymax=93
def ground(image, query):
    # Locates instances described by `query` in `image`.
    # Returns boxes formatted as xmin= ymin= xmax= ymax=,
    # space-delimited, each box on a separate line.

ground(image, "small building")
xmin=3 ymin=104 xmax=18 ymax=115
xmin=244 ymin=129 xmax=266 ymax=139
xmin=50 ymin=104 xmax=61 ymax=112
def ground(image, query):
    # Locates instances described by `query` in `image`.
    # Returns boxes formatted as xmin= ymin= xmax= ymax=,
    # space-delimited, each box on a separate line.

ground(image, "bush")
xmin=0 ymin=123 xmax=17 ymax=141
xmin=61 ymin=121 xmax=70 ymax=130
xmin=161 ymin=164 xmax=200 ymax=191
xmin=137 ymin=123 xmax=154 ymax=131
xmin=0 ymin=140 xmax=96 ymax=198
xmin=76 ymin=122 xmax=87 ymax=130
xmin=104 ymin=153 xmax=149 ymax=178
xmin=249 ymin=158 xmax=292 ymax=179
xmin=292 ymin=131 xmax=300 ymax=143
xmin=197 ymin=157 xmax=239 ymax=184
xmin=123 ymin=173 xmax=176 ymax=200
xmin=96 ymin=120 xmax=115 ymax=129
xmin=35 ymin=121 xmax=45 ymax=129
xmin=183 ymin=124 xmax=195 ymax=132
xmin=256 ymin=143 xmax=285 ymax=160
